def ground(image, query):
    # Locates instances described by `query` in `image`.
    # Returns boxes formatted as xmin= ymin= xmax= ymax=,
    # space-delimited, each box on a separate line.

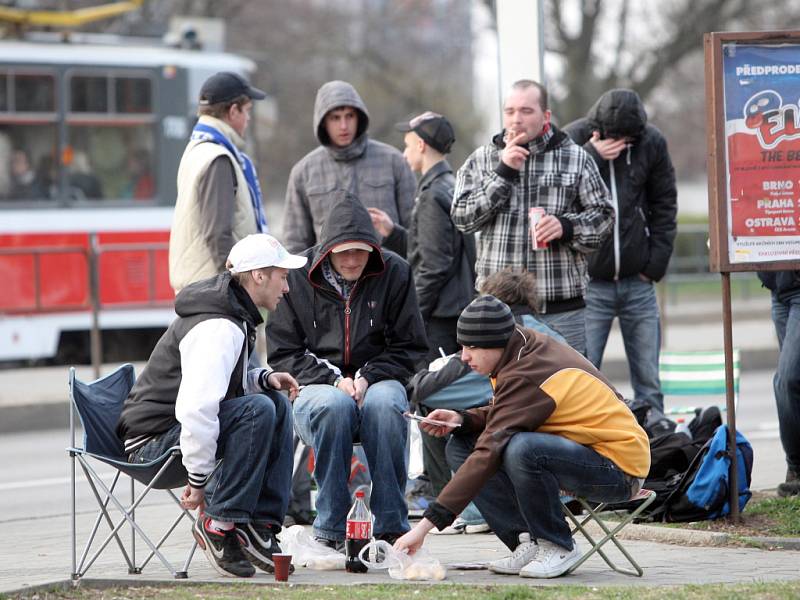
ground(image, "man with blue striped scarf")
xmin=170 ymin=71 xmax=269 ymax=293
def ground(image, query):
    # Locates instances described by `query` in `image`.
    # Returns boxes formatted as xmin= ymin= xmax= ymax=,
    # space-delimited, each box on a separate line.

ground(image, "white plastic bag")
xmin=280 ymin=525 xmax=346 ymax=570
xmin=358 ymin=540 xmax=446 ymax=581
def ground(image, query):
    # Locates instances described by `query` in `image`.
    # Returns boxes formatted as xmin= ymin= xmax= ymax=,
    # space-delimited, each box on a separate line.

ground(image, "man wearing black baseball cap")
xmin=170 ymin=71 xmax=269 ymax=293
xmin=369 ymin=111 xmax=477 ymax=503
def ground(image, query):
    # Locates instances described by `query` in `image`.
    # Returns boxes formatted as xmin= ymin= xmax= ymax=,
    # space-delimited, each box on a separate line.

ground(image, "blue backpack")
xmin=664 ymin=424 xmax=753 ymax=522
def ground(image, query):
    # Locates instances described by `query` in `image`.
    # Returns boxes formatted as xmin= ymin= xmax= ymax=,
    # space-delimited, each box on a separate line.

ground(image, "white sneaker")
xmin=430 ymin=516 xmax=467 ymax=535
xmin=488 ymin=533 xmax=538 ymax=575
xmin=465 ymin=521 xmax=491 ymax=534
xmin=519 ymin=538 xmax=581 ymax=578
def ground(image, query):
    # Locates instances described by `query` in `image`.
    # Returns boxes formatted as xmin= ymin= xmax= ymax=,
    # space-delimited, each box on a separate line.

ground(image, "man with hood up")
xmin=282 ymin=80 xmax=416 ymax=256
xmin=267 ymin=192 xmax=428 ymax=548
xmin=117 ymin=234 xmax=307 ymax=578
xmin=564 ymin=89 xmax=677 ymax=413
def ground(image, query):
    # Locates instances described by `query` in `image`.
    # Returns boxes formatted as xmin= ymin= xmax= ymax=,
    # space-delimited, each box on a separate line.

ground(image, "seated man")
xmin=395 ymin=295 xmax=650 ymax=579
xmin=116 ymin=233 xmax=307 ymax=578
xmin=267 ymin=192 xmax=428 ymax=548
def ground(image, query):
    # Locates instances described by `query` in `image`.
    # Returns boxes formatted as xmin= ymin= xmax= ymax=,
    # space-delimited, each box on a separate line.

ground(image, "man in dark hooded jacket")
xmin=282 ymin=80 xmax=416 ymax=256
xmin=565 ymin=89 xmax=677 ymax=412
xmin=267 ymin=193 xmax=428 ymax=547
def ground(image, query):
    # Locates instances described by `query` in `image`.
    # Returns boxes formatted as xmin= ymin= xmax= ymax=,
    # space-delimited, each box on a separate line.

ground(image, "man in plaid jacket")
xmin=452 ymin=80 xmax=613 ymax=354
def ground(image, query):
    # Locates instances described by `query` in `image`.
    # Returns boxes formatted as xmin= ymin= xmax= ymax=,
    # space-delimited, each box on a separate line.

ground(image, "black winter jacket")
xmin=564 ymin=89 xmax=677 ymax=282
xmin=266 ymin=192 xmax=428 ymax=385
xmin=385 ymin=160 xmax=476 ymax=320
xmin=758 ymin=270 xmax=800 ymax=303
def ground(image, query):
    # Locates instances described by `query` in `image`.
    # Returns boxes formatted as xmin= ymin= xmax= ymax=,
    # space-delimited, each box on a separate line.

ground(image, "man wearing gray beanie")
xmin=394 ymin=295 xmax=650 ymax=579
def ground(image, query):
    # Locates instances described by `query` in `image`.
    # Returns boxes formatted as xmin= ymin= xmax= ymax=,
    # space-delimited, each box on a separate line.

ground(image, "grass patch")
xmin=650 ymin=494 xmax=800 ymax=538
xmin=3 ymin=582 xmax=800 ymax=600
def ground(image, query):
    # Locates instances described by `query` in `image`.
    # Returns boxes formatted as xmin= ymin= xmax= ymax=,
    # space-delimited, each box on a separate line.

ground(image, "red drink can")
xmin=529 ymin=207 xmax=548 ymax=250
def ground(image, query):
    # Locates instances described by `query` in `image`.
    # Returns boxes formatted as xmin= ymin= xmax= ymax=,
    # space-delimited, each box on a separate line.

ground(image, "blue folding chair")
xmin=68 ymin=364 xmax=197 ymax=581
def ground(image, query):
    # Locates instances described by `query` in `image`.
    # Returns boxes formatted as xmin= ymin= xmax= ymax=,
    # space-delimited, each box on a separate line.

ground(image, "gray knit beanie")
xmin=457 ymin=295 xmax=516 ymax=348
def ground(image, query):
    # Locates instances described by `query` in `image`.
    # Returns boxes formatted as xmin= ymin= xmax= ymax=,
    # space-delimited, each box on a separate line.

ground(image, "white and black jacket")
xmin=116 ymin=273 xmax=271 ymax=488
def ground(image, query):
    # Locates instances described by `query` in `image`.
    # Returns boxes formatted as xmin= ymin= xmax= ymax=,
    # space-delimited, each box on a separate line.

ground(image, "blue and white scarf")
xmin=191 ymin=121 xmax=268 ymax=233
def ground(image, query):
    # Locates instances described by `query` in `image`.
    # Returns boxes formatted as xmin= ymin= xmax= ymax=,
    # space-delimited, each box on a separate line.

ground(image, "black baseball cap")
xmin=395 ymin=111 xmax=455 ymax=154
xmin=199 ymin=71 xmax=266 ymax=105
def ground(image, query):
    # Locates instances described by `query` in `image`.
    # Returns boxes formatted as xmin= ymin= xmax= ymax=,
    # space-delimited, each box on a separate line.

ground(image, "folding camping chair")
xmin=561 ymin=488 xmax=656 ymax=577
xmin=68 ymin=364 xmax=198 ymax=581
xmin=659 ymin=349 xmax=740 ymax=416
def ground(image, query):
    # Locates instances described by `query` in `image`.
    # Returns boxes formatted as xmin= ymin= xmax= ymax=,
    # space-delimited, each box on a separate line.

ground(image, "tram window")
xmin=67 ymin=125 xmax=155 ymax=200
xmin=15 ymin=74 xmax=55 ymax=112
xmin=0 ymin=124 xmax=58 ymax=201
xmin=116 ymin=78 xmax=152 ymax=113
xmin=70 ymin=76 xmax=108 ymax=113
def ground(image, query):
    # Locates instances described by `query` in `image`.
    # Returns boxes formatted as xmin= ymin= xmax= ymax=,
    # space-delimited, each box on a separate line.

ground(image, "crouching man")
xmin=116 ymin=233 xmax=307 ymax=578
xmin=395 ymin=295 xmax=650 ymax=578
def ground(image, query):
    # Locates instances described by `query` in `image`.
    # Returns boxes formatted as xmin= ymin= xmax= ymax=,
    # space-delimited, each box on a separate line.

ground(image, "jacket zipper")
xmin=609 ymin=160 xmax=621 ymax=280
xmin=343 ymin=280 xmax=360 ymax=368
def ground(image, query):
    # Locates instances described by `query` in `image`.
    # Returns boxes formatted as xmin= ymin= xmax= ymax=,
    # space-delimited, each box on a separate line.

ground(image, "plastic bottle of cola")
xmin=345 ymin=490 xmax=371 ymax=573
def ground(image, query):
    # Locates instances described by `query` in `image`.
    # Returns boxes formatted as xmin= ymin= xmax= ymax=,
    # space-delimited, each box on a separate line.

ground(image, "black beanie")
xmin=457 ymin=295 xmax=516 ymax=348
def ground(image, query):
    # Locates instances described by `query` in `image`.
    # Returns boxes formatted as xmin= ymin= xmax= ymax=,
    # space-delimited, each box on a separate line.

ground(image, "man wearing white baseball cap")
xmin=118 ymin=233 xmax=306 ymax=578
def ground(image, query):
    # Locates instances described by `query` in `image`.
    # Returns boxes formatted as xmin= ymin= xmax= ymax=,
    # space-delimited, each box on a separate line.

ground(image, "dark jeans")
xmin=770 ymin=293 xmax=800 ymax=473
xmin=446 ymin=432 xmax=631 ymax=550
xmin=421 ymin=316 xmax=461 ymax=496
xmin=585 ymin=277 xmax=664 ymax=411
xmin=131 ymin=392 xmax=294 ymax=526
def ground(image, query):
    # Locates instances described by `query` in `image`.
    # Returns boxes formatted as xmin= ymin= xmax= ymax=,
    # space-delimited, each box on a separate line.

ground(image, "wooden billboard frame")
xmin=705 ymin=30 xmax=800 ymax=273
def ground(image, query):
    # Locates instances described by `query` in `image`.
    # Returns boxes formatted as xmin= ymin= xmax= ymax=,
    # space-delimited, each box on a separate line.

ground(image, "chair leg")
xmin=79 ymin=455 xmax=185 ymax=578
xmin=77 ymin=462 xmax=135 ymax=576
xmin=130 ymin=477 xmax=140 ymax=574
xmin=563 ymin=492 xmax=657 ymax=577
xmin=70 ymin=450 xmax=78 ymax=581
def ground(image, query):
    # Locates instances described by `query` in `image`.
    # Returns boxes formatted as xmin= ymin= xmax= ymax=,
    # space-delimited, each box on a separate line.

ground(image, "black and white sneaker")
xmin=192 ymin=515 xmax=255 ymax=578
xmin=237 ymin=522 xmax=295 ymax=574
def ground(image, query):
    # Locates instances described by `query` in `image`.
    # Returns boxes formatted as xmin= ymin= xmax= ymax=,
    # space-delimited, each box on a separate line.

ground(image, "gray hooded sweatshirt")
xmin=283 ymin=80 xmax=416 ymax=255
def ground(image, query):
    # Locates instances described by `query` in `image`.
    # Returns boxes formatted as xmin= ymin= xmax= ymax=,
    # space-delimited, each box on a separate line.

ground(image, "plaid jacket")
xmin=452 ymin=125 xmax=613 ymax=310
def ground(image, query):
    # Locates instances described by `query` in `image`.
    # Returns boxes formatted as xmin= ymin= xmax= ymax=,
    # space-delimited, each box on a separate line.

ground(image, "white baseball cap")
xmin=227 ymin=234 xmax=307 ymax=273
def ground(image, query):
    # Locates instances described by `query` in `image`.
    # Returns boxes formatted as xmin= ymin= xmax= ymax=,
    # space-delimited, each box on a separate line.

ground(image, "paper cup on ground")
xmin=273 ymin=553 xmax=292 ymax=581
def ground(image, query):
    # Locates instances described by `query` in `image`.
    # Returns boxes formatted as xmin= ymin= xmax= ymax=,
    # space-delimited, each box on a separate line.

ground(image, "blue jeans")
xmin=585 ymin=277 xmax=663 ymax=411
xmin=770 ymin=293 xmax=800 ymax=473
xmin=538 ymin=307 xmax=586 ymax=356
xmin=447 ymin=432 xmax=631 ymax=550
xmin=130 ymin=392 xmax=294 ymax=526
xmin=293 ymin=380 xmax=410 ymax=540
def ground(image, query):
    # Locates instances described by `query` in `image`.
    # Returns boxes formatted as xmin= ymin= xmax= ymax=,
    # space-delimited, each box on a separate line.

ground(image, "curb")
xmin=586 ymin=520 xmax=800 ymax=550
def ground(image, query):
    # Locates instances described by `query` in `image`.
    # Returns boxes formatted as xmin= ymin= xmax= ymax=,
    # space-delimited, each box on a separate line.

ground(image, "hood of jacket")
xmin=174 ymin=272 xmax=262 ymax=328
xmin=313 ymin=80 xmax=370 ymax=148
xmin=308 ymin=191 xmax=384 ymax=284
xmin=586 ymin=88 xmax=647 ymax=141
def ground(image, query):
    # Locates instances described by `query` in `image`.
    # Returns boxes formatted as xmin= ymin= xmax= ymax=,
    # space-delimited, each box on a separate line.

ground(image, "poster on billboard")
xmin=706 ymin=31 xmax=800 ymax=272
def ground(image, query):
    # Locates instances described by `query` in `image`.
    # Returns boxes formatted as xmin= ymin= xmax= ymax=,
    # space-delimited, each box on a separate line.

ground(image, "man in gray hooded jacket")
xmin=283 ymin=80 xmax=416 ymax=256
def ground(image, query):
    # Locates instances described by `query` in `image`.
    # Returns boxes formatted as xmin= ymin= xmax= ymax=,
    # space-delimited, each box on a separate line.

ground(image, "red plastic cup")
xmin=273 ymin=553 xmax=292 ymax=581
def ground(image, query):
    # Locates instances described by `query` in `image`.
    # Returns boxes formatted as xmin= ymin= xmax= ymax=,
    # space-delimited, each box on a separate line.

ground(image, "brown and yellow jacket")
xmin=426 ymin=327 xmax=650 ymax=528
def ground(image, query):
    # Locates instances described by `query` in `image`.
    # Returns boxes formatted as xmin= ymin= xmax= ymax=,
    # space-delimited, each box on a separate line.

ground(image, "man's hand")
xmin=534 ymin=214 xmax=564 ymax=244
xmin=353 ymin=376 xmax=369 ymax=407
xmin=420 ymin=409 xmax=463 ymax=437
xmin=336 ymin=377 xmax=357 ymax=398
xmin=394 ymin=518 xmax=434 ymax=555
xmin=500 ymin=130 xmax=530 ymax=170
xmin=181 ymin=485 xmax=205 ymax=511
xmin=267 ymin=371 xmax=300 ymax=401
xmin=590 ymin=131 xmax=628 ymax=161
xmin=367 ymin=207 xmax=395 ymax=238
